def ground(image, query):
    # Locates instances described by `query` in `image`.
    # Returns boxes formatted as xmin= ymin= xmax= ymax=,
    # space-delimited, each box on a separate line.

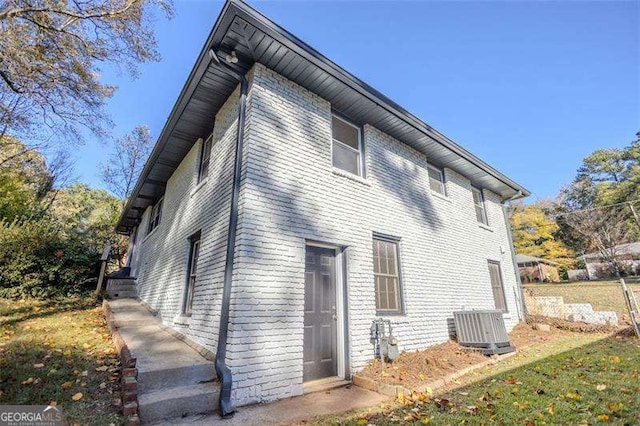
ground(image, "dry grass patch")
xmin=524 ymin=279 xmax=640 ymax=321
xmin=0 ymin=296 xmax=123 ymax=425
xmin=325 ymin=331 xmax=639 ymax=425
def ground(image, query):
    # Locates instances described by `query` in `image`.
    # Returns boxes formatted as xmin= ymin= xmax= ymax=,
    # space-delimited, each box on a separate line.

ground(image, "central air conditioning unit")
xmin=453 ymin=310 xmax=515 ymax=355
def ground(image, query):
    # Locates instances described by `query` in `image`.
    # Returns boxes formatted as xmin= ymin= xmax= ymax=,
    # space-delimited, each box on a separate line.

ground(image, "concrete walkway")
xmin=107 ymin=299 xmax=388 ymax=425
xmin=106 ymin=299 xmax=219 ymax=423
xmin=153 ymin=385 xmax=389 ymax=425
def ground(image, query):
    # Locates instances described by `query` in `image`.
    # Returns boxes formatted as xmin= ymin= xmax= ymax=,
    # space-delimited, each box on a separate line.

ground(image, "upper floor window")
xmin=427 ymin=165 xmax=446 ymax=195
xmin=471 ymin=187 xmax=488 ymax=225
xmin=332 ymin=114 xmax=363 ymax=176
xmin=198 ymin=133 xmax=213 ymax=183
xmin=373 ymin=235 xmax=404 ymax=315
xmin=147 ymin=197 xmax=163 ymax=234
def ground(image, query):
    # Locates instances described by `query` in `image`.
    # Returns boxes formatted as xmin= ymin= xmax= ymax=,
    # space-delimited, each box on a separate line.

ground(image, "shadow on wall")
xmin=137 ymin=90 xmax=240 ymax=348
xmin=226 ymin=79 xmax=449 ymax=401
xmin=375 ymin=145 xmax=443 ymax=231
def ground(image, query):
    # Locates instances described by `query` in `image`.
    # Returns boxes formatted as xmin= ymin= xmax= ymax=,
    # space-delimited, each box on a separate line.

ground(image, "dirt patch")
xmin=525 ymin=314 xmax=619 ymax=334
xmin=357 ymin=341 xmax=485 ymax=388
xmin=507 ymin=322 xmax=563 ymax=347
xmin=356 ymin=323 xmax=565 ymax=389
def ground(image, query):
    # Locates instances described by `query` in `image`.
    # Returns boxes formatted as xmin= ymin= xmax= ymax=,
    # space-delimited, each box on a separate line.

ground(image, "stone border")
xmin=353 ymin=350 xmax=518 ymax=398
xmin=102 ymin=300 xmax=140 ymax=426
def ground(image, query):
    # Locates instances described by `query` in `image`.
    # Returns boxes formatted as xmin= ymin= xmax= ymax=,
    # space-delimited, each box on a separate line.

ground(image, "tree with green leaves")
xmin=0 ymin=136 xmax=53 ymax=220
xmin=558 ymin=132 xmax=640 ymax=276
xmin=564 ymin=132 xmax=640 ymax=209
xmin=0 ymin=138 xmax=127 ymax=297
xmin=51 ymin=183 xmax=129 ymax=265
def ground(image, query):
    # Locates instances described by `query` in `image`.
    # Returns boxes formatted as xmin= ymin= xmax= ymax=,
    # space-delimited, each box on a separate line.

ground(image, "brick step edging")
xmin=102 ymin=300 xmax=140 ymax=426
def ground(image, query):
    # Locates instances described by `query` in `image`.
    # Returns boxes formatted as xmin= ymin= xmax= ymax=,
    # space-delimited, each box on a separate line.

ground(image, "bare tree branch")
xmin=0 ymin=69 xmax=23 ymax=94
xmin=99 ymin=125 xmax=153 ymax=201
xmin=0 ymin=0 xmax=173 ymax=146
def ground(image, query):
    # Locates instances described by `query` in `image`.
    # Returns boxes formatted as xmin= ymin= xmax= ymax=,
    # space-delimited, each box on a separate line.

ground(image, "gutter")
xmin=234 ymin=0 xmax=531 ymax=198
xmin=502 ymin=205 xmax=527 ymax=318
xmin=114 ymin=1 xmax=237 ymax=234
xmin=209 ymin=48 xmax=246 ymax=418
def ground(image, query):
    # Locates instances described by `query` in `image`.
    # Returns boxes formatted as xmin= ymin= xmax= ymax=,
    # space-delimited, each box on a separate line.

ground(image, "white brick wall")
xmin=228 ymin=64 xmax=522 ymax=405
xmin=128 ymin=85 xmax=241 ymax=351
xmin=129 ymin=62 xmax=523 ymax=408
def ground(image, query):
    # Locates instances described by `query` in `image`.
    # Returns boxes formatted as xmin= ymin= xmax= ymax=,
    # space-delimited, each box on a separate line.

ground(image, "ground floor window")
xmin=373 ymin=235 xmax=403 ymax=314
xmin=183 ymin=233 xmax=201 ymax=315
xmin=488 ymin=260 xmax=507 ymax=311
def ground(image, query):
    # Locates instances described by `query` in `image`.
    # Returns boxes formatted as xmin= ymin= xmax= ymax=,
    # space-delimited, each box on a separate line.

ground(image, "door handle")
xmin=332 ymin=306 xmax=337 ymax=321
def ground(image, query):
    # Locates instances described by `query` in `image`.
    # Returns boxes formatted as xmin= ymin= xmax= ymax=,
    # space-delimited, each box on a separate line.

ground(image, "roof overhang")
xmin=116 ymin=0 xmax=530 ymax=234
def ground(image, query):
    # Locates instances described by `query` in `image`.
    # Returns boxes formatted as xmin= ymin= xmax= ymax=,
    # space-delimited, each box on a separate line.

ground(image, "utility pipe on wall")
xmin=209 ymin=48 xmax=247 ymax=418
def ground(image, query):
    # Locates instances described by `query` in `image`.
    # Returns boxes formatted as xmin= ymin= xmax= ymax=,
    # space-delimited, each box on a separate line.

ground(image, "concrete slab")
xmin=105 ymin=299 xmax=219 ymax=422
xmin=152 ymin=385 xmax=390 ymax=425
xmin=302 ymin=377 xmax=349 ymax=394
xmin=107 ymin=300 xmax=213 ymax=375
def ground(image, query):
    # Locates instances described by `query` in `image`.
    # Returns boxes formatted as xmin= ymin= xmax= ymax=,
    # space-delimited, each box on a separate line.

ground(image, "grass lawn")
xmin=524 ymin=279 xmax=640 ymax=318
xmin=0 ymin=296 xmax=123 ymax=425
xmin=325 ymin=332 xmax=640 ymax=425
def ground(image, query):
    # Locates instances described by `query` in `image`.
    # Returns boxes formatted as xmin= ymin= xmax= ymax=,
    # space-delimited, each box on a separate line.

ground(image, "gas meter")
xmin=370 ymin=318 xmax=399 ymax=362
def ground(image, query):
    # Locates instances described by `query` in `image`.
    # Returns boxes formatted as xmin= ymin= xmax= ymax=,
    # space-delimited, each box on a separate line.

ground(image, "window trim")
xmin=427 ymin=164 xmax=446 ymax=196
xmin=471 ymin=186 xmax=488 ymax=225
xmin=488 ymin=260 xmax=508 ymax=312
xmin=372 ymin=233 xmax=405 ymax=316
xmin=331 ymin=113 xmax=365 ymax=178
xmin=183 ymin=232 xmax=201 ymax=316
xmin=147 ymin=197 xmax=164 ymax=235
xmin=197 ymin=132 xmax=213 ymax=183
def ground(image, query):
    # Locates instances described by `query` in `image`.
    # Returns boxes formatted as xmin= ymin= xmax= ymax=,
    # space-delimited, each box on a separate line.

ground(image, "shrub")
xmin=0 ymin=217 xmax=100 ymax=299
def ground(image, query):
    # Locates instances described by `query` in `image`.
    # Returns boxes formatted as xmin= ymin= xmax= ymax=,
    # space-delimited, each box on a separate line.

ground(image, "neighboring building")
xmin=515 ymin=254 xmax=560 ymax=283
xmin=117 ymin=0 xmax=530 ymax=408
xmin=580 ymin=242 xmax=640 ymax=279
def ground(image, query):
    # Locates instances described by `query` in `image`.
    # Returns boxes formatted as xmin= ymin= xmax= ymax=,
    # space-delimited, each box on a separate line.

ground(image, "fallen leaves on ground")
xmin=331 ymin=331 xmax=640 ymax=425
xmin=0 ymin=297 xmax=123 ymax=425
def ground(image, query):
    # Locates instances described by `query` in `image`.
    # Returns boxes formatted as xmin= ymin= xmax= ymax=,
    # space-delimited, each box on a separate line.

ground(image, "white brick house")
xmin=118 ymin=0 xmax=530 ymax=412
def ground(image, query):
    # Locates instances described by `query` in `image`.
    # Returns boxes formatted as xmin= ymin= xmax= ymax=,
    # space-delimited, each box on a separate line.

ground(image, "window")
xmin=488 ymin=261 xmax=507 ymax=311
xmin=471 ymin=187 xmax=488 ymax=225
xmin=373 ymin=236 xmax=403 ymax=314
xmin=198 ymin=133 xmax=213 ymax=183
xmin=427 ymin=165 xmax=446 ymax=195
xmin=183 ymin=234 xmax=201 ymax=315
xmin=332 ymin=114 xmax=363 ymax=176
xmin=147 ymin=197 xmax=163 ymax=234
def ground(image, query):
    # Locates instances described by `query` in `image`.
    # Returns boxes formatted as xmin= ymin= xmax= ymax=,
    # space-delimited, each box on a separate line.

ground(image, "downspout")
xmin=209 ymin=48 xmax=247 ymax=418
xmin=501 ymin=191 xmax=527 ymax=319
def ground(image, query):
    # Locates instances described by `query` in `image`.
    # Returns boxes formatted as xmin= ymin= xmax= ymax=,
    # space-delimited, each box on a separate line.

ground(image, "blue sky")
xmin=75 ymin=0 xmax=639 ymax=201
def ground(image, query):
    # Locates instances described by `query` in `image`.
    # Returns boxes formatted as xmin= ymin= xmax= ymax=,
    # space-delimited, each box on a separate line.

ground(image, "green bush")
xmin=0 ymin=217 xmax=100 ymax=299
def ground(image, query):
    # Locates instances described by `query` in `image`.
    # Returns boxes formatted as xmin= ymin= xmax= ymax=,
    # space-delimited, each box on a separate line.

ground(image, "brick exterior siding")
xmin=128 ymin=63 xmax=523 ymax=407
xmin=129 ymin=85 xmax=241 ymax=351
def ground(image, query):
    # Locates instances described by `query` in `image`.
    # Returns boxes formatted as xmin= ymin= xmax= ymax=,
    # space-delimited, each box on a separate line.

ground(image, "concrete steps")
xmin=105 ymin=299 xmax=219 ymax=423
xmin=303 ymin=377 xmax=350 ymax=395
xmin=106 ymin=277 xmax=137 ymax=299
xmin=137 ymin=355 xmax=216 ymax=393
xmin=138 ymin=382 xmax=219 ymax=424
